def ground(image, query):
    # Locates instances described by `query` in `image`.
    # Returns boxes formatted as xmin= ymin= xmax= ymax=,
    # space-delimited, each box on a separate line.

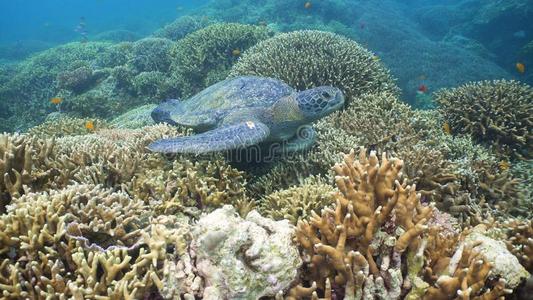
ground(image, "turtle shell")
xmin=168 ymin=76 xmax=294 ymax=128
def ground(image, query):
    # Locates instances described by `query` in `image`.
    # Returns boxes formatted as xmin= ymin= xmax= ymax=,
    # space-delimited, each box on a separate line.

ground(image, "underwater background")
xmin=0 ymin=0 xmax=532 ymax=299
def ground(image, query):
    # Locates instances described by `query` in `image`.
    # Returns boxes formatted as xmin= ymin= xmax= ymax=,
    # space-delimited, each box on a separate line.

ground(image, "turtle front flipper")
xmin=272 ymin=125 xmax=317 ymax=154
xmin=148 ymin=121 xmax=270 ymax=154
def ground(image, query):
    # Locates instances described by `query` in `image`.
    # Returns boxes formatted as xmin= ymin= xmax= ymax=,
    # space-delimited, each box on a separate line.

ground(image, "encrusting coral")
xmin=435 ymin=79 xmax=533 ymax=160
xmin=229 ymin=30 xmax=399 ymax=106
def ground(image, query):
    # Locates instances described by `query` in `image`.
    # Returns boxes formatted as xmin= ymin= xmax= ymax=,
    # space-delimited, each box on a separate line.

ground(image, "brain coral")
xmin=435 ymin=79 xmax=533 ymax=160
xmin=229 ymin=30 xmax=399 ymax=105
xmin=170 ymin=23 xmax=273 ymax=97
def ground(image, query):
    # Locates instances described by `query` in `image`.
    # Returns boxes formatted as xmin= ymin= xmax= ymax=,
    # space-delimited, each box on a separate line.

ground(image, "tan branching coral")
xmin=435 ymin=80 xmax=533 ymax=160
xmin=0 ymin=133 xmax=62 ymax=213
xmin=501 ymin=219 xmax=533 ymax=272
xmin=131 ymin=155 xmax=248 ymax=216
xmin=292 ymin=147 xmax=433 ymax=297
xmin=422 ymin=242 xmax=511 ymax=300
xmin=0 ymin=184 xmax=159 ymax=299
xmin=259 ymin=176 xmax=336 ymax=225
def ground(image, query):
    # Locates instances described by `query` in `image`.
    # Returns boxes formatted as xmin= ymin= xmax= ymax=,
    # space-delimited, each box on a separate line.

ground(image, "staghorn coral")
xmin=498 ymin=219 xmax=533 ymax=273
xmin=259 ymin=175 xmax=336 ymax=225
xmin=435 ymin=80 xmax=533 ymax=160
xmin=170 ymin=23 xmax=273 ymax=97
xmin=292 ymin=147 xmax=433 ymax=298
xmin=229 ymin=30 xmax=399 ymax=106
xmin=0 ymin=133 xmax=63 ymax=213
xmin=422 ymin=240 xmax=513 ymax=300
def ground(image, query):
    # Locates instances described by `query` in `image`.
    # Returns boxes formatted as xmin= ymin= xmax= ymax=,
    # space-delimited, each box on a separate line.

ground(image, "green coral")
xmin=229 ymin=30 xmax=399 ymax=106
xmin=130 ymin=38 xmax=175 ymax=73
xmin=110 ymin=104 xmax=157 ymax=129
xmin=1 ymin=42 xmax=113 ymax=130
xmin=170 ymin=23 xmax=274 ymax=97
xmin=153 ymin=15 xmax=213 ymax=41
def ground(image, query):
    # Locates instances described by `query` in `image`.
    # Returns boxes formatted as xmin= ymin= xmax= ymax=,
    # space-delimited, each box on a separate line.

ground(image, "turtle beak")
xmin=326 ymin=89 xmax=345 ymax=112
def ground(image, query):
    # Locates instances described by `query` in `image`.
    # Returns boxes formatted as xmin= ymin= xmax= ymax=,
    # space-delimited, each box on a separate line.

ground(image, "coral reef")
xmin=229 ymin=30 xmax=398 ymax=106
xmin=0 ymin=184 xmax=159 ymax=299
xmin=170 ymin=23 xmax=273 ymax=97
xmin=0 ymin=42 xmax=113 ymax=130
xmin=289 ymin=147 xmax=527 ymax=299
xmin=435 ymin=80 xmax=533 ymax=160
xmin=152 ymin=15 xmax=213 ymax=41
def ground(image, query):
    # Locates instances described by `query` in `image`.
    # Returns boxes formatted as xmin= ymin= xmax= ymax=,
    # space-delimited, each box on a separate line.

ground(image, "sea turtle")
xmin=148 ymin=76 xmax=344 ymax=154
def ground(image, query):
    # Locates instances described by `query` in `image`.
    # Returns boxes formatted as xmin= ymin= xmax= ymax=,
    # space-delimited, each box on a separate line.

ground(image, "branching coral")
xmin=229 ymin=30 xmax=399 ymax=106
xmin=435 ymin=80 xmax=533 ymax=160
xmin=0 ymin=184 xmax=160 ymax=299
xmin=131 ymin=154 xmax=248 ymax=216
xmin=292 ymin=147 xmax=433 ymax=298
xmin=170 ymin=23 xmax=273 ymax=97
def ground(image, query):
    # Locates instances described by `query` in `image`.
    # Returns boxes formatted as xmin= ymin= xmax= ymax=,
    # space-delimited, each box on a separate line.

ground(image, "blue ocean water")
xmin=0 ymin=0 xmax=208 ymax=44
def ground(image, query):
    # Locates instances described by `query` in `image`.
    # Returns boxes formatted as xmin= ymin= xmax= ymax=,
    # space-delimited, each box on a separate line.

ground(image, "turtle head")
xmin=296 ymin=86 xmax=344 ymax=121
xmin=151 ymin=99 xmax=181 ymax=125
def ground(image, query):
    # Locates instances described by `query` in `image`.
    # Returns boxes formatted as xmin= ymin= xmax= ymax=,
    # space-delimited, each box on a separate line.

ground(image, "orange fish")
xmin=85 ymin=120 xmax=95 ymax=131
xmin=516 ymin=62 xmax=525 ymax=74
xmin=498 ymin=160 xmax=510 ymax=171
xmin=50 ymin=97 xmax=63 ymax=105
xmin=304 ymin=1 xmax=312 ymax=9
xmin=232 ymin=48 xmax=241 ymax=57
xmin=442 ymin=122 xmax=451 ymax=135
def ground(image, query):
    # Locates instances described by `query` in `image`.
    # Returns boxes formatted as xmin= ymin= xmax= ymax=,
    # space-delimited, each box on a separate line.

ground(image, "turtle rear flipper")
xmin=148 ymin=121 xmax=270 ymax=154
xmin=152 ymin=99 xmax=219 ymax=130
